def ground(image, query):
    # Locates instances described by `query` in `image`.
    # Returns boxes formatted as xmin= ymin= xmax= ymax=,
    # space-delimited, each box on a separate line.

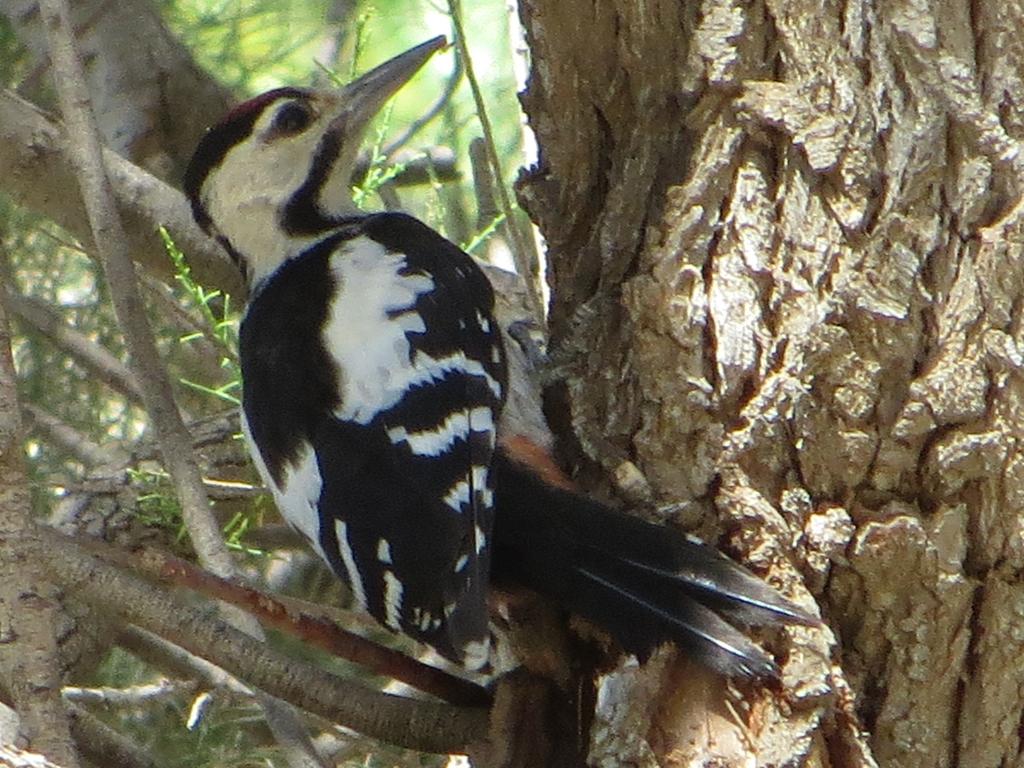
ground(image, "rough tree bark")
xmin=517 ymin=1 xmax=1024 ymax=766
xmin=0 ymin=282 xmax=78 ymax=766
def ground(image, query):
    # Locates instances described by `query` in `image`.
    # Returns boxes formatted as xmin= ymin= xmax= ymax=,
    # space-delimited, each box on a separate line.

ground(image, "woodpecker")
xmin=184 ymin=36 xmax=813 ymax=677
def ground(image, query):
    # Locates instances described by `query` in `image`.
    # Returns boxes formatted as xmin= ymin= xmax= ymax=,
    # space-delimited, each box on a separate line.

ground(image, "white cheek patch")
xmin=204 ymin=127 xmax=323 ymax=285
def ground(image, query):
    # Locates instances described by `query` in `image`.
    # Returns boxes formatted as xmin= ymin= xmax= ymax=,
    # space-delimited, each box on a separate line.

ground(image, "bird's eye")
xmin=271 ymin=102 xmax=313 ymax=136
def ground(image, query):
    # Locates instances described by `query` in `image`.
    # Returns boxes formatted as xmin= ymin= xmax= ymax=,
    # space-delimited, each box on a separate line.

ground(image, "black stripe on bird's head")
xmin=182 ymin=36 xmax=447 ymax=287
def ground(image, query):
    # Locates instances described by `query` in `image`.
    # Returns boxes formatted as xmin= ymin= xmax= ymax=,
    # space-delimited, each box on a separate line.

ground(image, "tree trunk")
xmin=517 ymin=1 xmax=1024 ymax=765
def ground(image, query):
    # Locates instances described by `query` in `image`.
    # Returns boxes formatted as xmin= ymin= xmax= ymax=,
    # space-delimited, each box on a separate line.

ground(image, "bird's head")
xmin=184 ymin=36 xmax=447 ymax=287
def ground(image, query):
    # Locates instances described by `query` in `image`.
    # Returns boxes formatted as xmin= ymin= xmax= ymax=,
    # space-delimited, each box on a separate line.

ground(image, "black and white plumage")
xmin=184 ymin=36 xmax=815 ymax=676
xmin=238 ymin=214 xmax=505 ymax=667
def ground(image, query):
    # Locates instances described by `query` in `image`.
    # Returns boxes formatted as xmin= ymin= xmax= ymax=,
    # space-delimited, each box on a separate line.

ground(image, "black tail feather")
xmin=491 ymin=452 xmax=816 ymax=679
xmin=575 ymin=566 xmax=781 ymax=678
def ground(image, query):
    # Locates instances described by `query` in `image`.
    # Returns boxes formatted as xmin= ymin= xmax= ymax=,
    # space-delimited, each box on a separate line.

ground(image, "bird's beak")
xmin=329 ymin=35 xmax=448 ymax=133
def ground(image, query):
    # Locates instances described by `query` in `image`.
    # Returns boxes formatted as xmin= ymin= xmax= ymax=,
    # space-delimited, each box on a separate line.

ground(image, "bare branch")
xmin=0 ymin=745 xmax=65 ymax=768
xmin=4 ymin=0 xmax=233 ymax=180
xmin=39 ymin=0 xmax=237 ymax=589
xmin=0 ymin=261 xmax=78 ymax=767
xmin=65 ymin=704 xmax=159 ymax=768
xmin=38 ymin=531 xmax=488 ymax=753
xmin=117 ymin=626 xmax=255 ymax=698
xmin=469 ymin=138 xmax=500 ymax=228
xmin=0 ymin=89 xmax=244 ymax=297
xmin=0 ymin=90 xmax=459 ymax=303
xmin=89 ymin=537 xmax=489 ymax=708
xmin=22 ymin=403 xmax=123 ymax=468
xmin=63 ymin=679 xmax=193 ymax=707
xmin=4 ymin=291 xmax=144 ymax=406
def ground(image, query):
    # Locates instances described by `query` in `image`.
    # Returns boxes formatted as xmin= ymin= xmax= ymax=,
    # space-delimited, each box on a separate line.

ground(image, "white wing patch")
xmin=442 ymin=480 xmax=471 ymax=512
xmin=411 ymin=607 xmax=441 ymax=632
xmin=323 ymin=238 xmax=435 ymax=424
xmin=241 ymin=412 xmax=325 ymax=561
xmin=429 ymin=404 xmax=497 ymax=514
xmin=386 ymin=403 xmax=493 ymax=457
xmin=334 ymin=519 xmax=367 ymax=609
xmin=312 ymin=232 xmax=502 ymax=669
xmin=383 ymin=570 xmax=403 ymax=630
xmin=471 ymin=465 xmax=488 ymax=494
xmin=468 ymin=406 xmax=495 ymax=441
xmin=334 ymin=351 xmax=503 ymax=424
xmin=386 ymin=411 xmax=471 ymax=456
xmin=322 ymin=238 xmax=501 ymax=426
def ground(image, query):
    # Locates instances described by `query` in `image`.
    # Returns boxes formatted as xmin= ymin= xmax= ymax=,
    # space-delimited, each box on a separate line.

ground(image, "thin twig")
xmin=311 ymin=0 xmax=355 ymax=88
xmin=381 ymin=49 xmax=464 ymax=158
xmin=116 ymin=626 xmax=255 ymax=698
xmin=63 ymin=679 xmax=194 ymax=707
xmin=4 ymin=291 xmax=145 ymax=406
xmin=116 ymin=629 xmax=397 ymax=768
xmin=22 ymin=403 xmax=125 ymax=468
xmin=36 ymin=4 xmax=326 ymax=766
xmin=141 ymin=276 xmax=234 ymax=369
xmin=446 ymin=0 xmax=545 ymax=323
xmin=239 ymin=523 xmax=305 ymax=551
xmin=357 ymin=147 xmax=458 ymax=185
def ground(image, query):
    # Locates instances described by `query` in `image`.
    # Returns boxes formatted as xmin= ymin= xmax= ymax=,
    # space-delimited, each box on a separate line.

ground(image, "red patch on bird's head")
xmin=183 ymin=87 xmax=311 ymax=231
xmin=220 ymin=87 xmax=308 ymax=127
